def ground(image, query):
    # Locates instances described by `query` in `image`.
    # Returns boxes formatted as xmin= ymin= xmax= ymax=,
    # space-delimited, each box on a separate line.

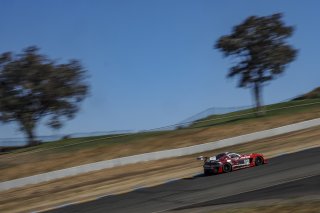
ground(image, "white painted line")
xmin=132 ymin=185 xmax=146 ymax=191
xmin=95 ymin=194 xmax=114 ymax=200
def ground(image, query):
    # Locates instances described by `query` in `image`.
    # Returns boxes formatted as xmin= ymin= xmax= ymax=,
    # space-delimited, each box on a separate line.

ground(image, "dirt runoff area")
xmin=0 ymin=125 xmax=319 ymax=213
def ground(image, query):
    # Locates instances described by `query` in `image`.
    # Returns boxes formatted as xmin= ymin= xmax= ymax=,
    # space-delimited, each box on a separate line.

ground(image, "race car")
xmin=197 ymin=152 xmax=267 ymax=175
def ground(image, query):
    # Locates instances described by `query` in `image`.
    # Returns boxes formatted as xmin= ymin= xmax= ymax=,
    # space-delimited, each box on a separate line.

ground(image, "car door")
xmin=228 ymin=153 xmax=241 ymax=166
xmin=237 ymin=155 xmax=250 ymax=167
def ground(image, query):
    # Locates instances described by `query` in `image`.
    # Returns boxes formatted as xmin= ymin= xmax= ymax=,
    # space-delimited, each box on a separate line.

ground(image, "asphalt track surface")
xmin=171 ymin=174 xmax=320 ymax=212
xmin=47 ymin=147 xmax=320 ymax=213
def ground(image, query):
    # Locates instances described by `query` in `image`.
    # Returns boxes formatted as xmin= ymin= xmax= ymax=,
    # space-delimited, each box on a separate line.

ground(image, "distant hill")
xmin=293 ymin=87 xmax=320 ymax=100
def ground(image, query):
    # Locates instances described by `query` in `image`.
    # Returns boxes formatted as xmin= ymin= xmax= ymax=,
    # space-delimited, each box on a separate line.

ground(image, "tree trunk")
xmin=18 ymin=116 xmax=39 ymax=147
xmin=26 ymin=128 xmax=38 ymax=146
xmin=253 ymin=82 xmax=264 ymax=116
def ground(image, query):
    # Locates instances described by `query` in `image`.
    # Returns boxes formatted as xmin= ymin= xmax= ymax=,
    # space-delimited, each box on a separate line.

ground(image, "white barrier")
xmin=1 ymin=118 xmax=319 ymax=191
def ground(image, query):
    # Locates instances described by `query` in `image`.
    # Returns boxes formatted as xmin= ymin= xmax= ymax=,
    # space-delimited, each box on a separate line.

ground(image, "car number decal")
xmin=244 ymin=159 xmax=250 ymax=165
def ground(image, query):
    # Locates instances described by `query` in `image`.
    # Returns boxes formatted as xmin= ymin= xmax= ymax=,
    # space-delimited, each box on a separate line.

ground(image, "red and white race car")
xmin=197 ymin=152 xmax=268 ymax=175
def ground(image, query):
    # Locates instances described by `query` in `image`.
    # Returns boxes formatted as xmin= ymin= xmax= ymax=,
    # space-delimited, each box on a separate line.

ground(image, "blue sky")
xmin=0 ymin=0 xmax=319 ymax=139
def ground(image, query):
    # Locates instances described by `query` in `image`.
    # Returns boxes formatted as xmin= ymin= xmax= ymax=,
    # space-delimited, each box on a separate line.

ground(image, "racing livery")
xmin=197 ymin=152 xmax=267 ymax=175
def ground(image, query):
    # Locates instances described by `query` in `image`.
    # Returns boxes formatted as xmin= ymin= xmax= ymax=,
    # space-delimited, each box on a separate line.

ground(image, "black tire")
xmin=223 ymin=163 xmax=232 ymax=173
xmin=255 ymin=156 xmax=263 ymax=166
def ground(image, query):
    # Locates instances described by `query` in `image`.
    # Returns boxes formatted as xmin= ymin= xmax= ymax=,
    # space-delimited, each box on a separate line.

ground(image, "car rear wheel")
xmin=223 ymin=163 xmax=232 ymax=173
xmin=204 ymin=170 xmax=211 ymax=176
xmin=255 ymin=157 xmax=263 ymax=166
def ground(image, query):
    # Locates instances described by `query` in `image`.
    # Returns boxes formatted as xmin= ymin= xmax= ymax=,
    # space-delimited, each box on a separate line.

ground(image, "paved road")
xmin=47 ymin=147 xmax=320 ymax=213
xmin=170 ymin=174 xmax=320 ymax=212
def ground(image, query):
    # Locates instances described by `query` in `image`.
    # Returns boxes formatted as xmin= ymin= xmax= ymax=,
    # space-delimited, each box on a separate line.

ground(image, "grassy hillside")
xmin=293 ymin=87 xmax=320 ymax=100
xmin=190 ymin=98 xmax=320 ymax=128
xmin=4 ymin=98 xmax=320 ymax=154
xmin=0 ymin=98 xmax=319 ymax=181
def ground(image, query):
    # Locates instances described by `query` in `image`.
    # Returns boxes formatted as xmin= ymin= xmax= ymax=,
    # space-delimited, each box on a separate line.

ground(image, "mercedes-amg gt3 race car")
xmin=197 ymin=152 xmax=267 ymax=175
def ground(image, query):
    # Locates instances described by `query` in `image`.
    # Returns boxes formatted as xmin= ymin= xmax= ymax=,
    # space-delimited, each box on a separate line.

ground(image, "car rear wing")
xmin=197 ymin=156 xmax=208 ymax=161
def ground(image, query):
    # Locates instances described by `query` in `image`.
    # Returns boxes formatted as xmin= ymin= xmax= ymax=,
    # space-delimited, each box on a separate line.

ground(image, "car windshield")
xmin=215 ymin=153 xmax=227 ymax=159
xmin=228 ymin=153 xmax=241 ymax=158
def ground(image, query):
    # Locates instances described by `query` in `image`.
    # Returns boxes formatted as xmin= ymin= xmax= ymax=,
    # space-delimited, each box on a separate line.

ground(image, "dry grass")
xmin=1 ymin=105 xmax=319 ymax=181
xmin=0 ymin=126 xmax=319 ymax=213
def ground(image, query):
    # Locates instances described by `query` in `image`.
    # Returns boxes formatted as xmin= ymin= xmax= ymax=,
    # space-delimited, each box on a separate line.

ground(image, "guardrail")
xmin=0 ymin=118 xmax=319 ymax=191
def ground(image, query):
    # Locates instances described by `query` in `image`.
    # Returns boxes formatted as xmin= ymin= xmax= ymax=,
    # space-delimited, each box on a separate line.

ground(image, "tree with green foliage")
xmin=215 ymin=13 xmax=297 ymax=114
xmin=0 ymin=46 xmax=89 ymax=146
